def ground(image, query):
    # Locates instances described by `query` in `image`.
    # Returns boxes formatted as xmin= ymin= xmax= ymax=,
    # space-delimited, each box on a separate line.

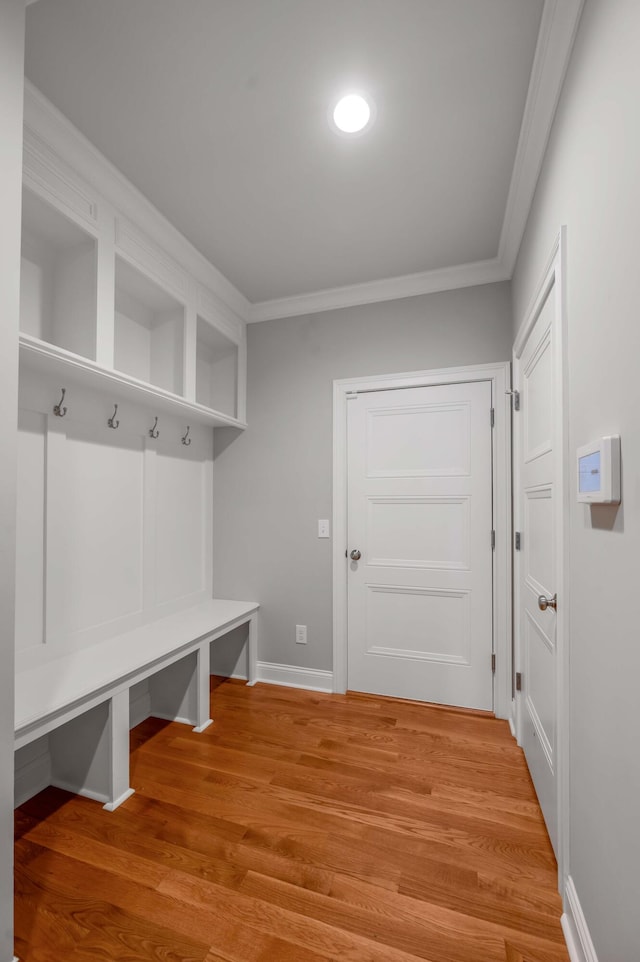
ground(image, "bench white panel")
xmin=15 ymin=410 xmax=46 ymax=652
xmin=15 ymin=373 xmax=214 ymax=667
xmin=47 ymin=421 xmax=145 ymax=639
xmin=154 ymin=441 xmax=209 ymax=605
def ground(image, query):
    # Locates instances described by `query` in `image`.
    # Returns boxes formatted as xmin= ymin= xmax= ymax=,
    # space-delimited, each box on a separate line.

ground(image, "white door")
xmin=347 ymin=381 xmax=494 ymax=710
xmin=514 ymin=267 xmax=563 ymax=858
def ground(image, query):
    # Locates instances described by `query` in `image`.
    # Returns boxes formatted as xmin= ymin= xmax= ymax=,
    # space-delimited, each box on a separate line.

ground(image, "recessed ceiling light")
xmin=332 ymin=93 xmax=373 ymax=134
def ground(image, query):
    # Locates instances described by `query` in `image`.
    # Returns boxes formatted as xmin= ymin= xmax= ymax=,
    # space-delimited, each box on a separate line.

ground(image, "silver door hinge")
xmin=490 ymin=407 xmax=495 ymax=428
xmin=491 ymin=653 xmax=496 ymax=673
xmin=491 ymin=529 xmax=495 ymax=550
xmin=515 ymin=672 xmax=523 ymax=692
xmin=515 ymin=531 xmax=522 ymax=551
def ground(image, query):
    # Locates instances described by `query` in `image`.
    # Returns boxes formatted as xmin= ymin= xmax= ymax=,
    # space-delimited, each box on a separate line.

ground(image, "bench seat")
xmin=14 ymin=599 xmax=259 ymax=810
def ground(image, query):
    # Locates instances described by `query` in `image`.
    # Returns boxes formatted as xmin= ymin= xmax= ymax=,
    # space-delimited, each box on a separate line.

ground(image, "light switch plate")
xmin=318 ymin=519 xmax=330 ymax=538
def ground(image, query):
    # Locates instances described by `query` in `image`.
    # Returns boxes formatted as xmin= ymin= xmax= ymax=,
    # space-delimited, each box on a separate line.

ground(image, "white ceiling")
xmin=25 ymin=1 xmax=567 ymax=317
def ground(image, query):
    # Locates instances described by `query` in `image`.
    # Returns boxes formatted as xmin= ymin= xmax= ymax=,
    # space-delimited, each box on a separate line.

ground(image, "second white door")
xmin=347 ymin=380 xmax=494 ymax=710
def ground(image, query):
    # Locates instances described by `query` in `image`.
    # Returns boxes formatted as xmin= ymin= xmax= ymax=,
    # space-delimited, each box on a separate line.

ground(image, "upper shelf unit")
xmin=20 ymin=188 xmax=98 ymax=362
xmin=114 ymin=256 xmax=185 ymax=397
xmin=19 ymin=106 xmax=247 ymax=430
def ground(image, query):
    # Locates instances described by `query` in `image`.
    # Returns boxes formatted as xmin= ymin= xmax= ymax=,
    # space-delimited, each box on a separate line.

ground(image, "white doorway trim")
xmin=332 ymin=361 xmax=512 ymax=719
xmin=513 ymin=227 xmax=570 ymax=891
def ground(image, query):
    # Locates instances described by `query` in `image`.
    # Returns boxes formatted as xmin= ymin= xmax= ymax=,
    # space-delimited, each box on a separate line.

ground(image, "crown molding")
xmin=23 ymin=81 xmax=250 ymax=327
xmin=23 ymin=0 xmax=585 ymax=328
xmin=249 ymin=258 xmax=509 ymax=323
xmin=498 ymin=0 xmax=585 ymax=275
xmin=249 ymin=0 xmax=584 ymax=324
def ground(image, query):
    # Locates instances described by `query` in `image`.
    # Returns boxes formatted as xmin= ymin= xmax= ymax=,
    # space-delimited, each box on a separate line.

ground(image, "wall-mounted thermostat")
xmin=577 ymin=435 xmax=621 ymax=503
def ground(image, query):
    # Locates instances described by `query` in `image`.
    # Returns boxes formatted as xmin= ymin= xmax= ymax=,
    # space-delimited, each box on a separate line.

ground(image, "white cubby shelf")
xmin=18 ymin=164 xmax=247 ymax=429
xmin=114 ymin=255 xmax=185 ymax=397
xmin=19 ymin=334 xmax=247 ymax=430
xmin=20 ymin=187 xmax=98 ymax=362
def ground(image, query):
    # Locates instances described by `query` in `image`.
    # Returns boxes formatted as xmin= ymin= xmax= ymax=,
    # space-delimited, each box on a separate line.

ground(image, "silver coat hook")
xmin=149 ymin=416 xmax=159 ymax=439
xmin=107 ymin=404 xmax=120 ymax=429
xmin=181 ymin=425 xmax=191 ymax=446
xmin=53 ymin=388 xmax=67 ymax=418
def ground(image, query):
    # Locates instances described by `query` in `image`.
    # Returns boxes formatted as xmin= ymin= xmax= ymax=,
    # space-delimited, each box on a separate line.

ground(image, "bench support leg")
xmin=103 ymin=690 xmax=135 ymax=811
xmin=193 ymin=641 xmax=213 ymax=733
xmin=246 ymin=612 xmax=258 ymax=686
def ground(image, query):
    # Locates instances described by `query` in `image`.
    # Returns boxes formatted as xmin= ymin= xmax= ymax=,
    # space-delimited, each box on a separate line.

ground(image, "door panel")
xmin=366 ymin=402 xmax=470 ymax=476
xmin=347 ymin=381 xmax=493 ymax=710
xmin=367 ymin=497 xmax=470 ymax=569
xmin=516 ymin=278 xmax=560 ymax=857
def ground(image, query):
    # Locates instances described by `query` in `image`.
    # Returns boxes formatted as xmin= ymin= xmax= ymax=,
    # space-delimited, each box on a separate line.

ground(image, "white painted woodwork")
xmin=347 ymin=381 xmax=494 ymax=710
xmin=15 ymin=371 xmax=214 ymax=669
xmin=196 ymin=316 xmax=238 ymax=418
xmin=19 ymin=335 xmax=246 ymax=430
xmin=14 ymin=600 xmax=259 ymax=809
xmin=148 ymin=653 xmax=199 ymax=726
xmin=15 ymin=599 xmax=259 ymax=742
xmin=333 ymin=363 xmax=511 ymax=718
xmin=153 ymin=440 xmax=209 ymax=607
xmin=14 ymin=735 xmax=51 ymax=808
xmin=18 ymin=106 xmax=247 ymax=429
xmin=49 ymin=698 xmax=116 ymax=805
xmin=15 ymin=409 xmax=46 ymax=653
xmin=514 ymin=246 xmax=564 ymax=859
xmin=47 ymin=422 xmax=145 ymax=640
xmin=114 ymin=256 xmax=185 ymax=396
xmin=20 ymin=188 xmax=97 ymax=359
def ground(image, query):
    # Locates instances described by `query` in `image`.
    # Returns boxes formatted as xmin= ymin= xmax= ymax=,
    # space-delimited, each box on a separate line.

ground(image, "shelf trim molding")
xmin=19 ymin=334 xmax=247 ymax=431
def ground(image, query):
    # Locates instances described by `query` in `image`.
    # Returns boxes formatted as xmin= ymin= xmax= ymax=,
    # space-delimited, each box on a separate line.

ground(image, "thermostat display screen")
xmin=576 ymin=435 xmax=620 ymax=504
xmin=578 ymin=451 xmax=601 ymax=493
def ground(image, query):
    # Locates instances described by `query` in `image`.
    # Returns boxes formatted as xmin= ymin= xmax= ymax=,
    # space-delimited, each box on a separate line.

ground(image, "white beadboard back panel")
xmin=154 ymin=440 xmax=209 ymax=606
xmin=46 ymin=421 xmax=144 ymax=639
xmin=15 ymin=410 xmax=46 ymax=652
xmin=15 ymin=370 xmax=213 ymax=671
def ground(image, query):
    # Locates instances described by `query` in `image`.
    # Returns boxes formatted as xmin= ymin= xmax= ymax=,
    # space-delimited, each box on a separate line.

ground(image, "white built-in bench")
xmin=14 ymin=599 xmax=259 ymax=811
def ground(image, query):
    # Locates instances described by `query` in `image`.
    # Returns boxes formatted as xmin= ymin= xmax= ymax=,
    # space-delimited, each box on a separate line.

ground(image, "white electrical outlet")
xmin=295 ymin=625 xmax=307 ymax=644
xmin=318 ymin=519 xmax=330 ymax=538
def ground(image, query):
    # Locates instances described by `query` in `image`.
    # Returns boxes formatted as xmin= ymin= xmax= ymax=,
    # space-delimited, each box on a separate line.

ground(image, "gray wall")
xmin=213 ymin=283 xmax=511 ymax=672
xmin=512 ymin=1 xmax=640 ymax=957
xmin=0 ymin=1 xmax=24 ymax=957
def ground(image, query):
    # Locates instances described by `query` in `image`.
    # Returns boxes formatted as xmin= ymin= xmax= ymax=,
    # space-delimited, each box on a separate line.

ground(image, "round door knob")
xmin=350 ymin=549 xmax=362 ymax=561
xmin=537 ymin=593 xmax=557 ymax=612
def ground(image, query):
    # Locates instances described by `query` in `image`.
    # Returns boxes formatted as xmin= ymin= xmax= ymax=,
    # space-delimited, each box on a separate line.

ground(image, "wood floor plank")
xmin=15 ymin=679 xmax=568 ymax=962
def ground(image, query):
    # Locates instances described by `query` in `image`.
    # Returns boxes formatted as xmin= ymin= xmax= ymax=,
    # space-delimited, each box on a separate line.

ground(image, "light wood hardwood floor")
xmin=15 ymin=678 xmax=569 ymax=962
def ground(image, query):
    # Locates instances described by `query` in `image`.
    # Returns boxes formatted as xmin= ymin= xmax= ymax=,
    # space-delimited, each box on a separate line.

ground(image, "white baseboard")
xmin=51 ymin=780 xmax=109 ymax=805
xmin=508 ymin=715 xmax=516 ymax=739
xmin=103 ymin=787 xmax=135 ymax=812
xmin=192 ymin=718 xmax=213 ymax=733
xmin=150 ymin=712 xmax=196 ymax=726
xmin=14 ymin=748 xmax=51 ymax=808
xmin=256 ymin=661 xmax=333 ymax=693
xmin=562 ymin=876 xmax=599 ymax=962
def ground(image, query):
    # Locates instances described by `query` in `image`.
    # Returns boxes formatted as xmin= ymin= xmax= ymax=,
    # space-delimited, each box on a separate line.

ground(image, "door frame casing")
xmin=332 ymin=361 xmax=512 ymax=719
xmin=513 ymin=227 xmax=569 ymax=889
